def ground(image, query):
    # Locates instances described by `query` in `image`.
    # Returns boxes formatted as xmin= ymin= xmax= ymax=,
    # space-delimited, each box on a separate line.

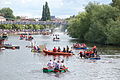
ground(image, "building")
xmin=0 ymin=16 xmax=6 ymax=21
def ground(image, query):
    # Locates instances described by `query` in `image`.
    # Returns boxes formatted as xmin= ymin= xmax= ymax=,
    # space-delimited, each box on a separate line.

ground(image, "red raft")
xmin=43 ymin=49 xmax=73 ymax=55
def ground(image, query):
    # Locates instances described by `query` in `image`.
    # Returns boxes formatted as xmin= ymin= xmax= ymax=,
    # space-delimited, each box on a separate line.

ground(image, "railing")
xmin=0 ymin=21 xmax=68 ymax=25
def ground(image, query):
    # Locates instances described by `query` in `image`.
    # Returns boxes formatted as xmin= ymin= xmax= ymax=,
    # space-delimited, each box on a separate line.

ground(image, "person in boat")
xmin=53 ymin=38 xmax=55 ymax=40
xmin=57 ymin=47 xmax=61 ymax=52
xmin=33 ymin=46 xmax=37 ymax=51
xmin=66 ymin=46 xmax=69 ymax=53
xmin=79 ymin=51 xmax=83 ymax=58
xmin=60 ymin=60 xmax=65 ymax=69
xmin=69 ymin=49 xmax=73 ymax=53
xmin=37 ymin=46 xmax=41 ymax=52
xmin=54 ymin=61 xmax=61 ymax=70
xmin=62 ymin=47 xmax=66 ymax=52
xmin=92 ymin=46 xmax=97 ymax=56
xmin=53 ymin=47 xmax=57 ymax=52
xmin=89 ymin=50 xmax=94 ymax=57
xmin=47 ymin=60 xmax=54 ymax=69
xmin=53 ymin=59 xmax=57 ymax=67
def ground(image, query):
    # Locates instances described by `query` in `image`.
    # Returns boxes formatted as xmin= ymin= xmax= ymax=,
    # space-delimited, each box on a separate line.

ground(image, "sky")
xmin=0 ymin=0 xmax=112 ymax=18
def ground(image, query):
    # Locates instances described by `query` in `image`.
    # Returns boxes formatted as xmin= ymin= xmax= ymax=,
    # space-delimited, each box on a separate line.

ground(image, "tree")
xmin=0 ymin=8 xmax=15 ymax=20
xmin=41 ymin=5 xmax=45 ymax=21
xmin=41 ymin=2 xmax=51 ymax=21
xmin=67 ymin=2 xmax=120 ymax=45
xmin=111 ymin=0 xmax=120 ymax=10
xmin=16 ymin=16 xmax=21 ymax=20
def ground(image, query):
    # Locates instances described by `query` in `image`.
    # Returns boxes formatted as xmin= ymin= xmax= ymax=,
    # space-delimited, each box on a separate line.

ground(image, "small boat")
xmin=89 ymin=57 xmax=101 ymax=60
xmin=31 ymin=49 xmax=42 ymax=53
xmin=43 ymin=67 xmax=68 ymax=73
xmin=3 ymin=44 xmax=20 ymax=49
xmin=43 ymin=49 xmax=73 ymax=55
xmin=53 ymin=38 xmax=60 ymax=41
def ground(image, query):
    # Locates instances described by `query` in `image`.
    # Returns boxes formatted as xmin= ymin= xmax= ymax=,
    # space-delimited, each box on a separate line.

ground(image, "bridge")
xmin=0 ymin=21 xmax=68 ymax=26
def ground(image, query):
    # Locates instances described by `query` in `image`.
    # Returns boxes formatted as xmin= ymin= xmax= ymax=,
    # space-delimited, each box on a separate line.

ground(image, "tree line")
xmin=67 ymin=0 xmax=120 ymax=45
xmin=0 ymin=24 xmax=45 ymax=30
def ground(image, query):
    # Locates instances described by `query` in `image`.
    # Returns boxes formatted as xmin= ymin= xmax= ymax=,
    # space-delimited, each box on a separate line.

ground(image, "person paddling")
xmin=47 ymin=60 xmax=53 ymax=69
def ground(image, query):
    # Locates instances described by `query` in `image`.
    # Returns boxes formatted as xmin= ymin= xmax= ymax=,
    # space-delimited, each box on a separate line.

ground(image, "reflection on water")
xmin=0 ymin=32 xmax=120 ymax=80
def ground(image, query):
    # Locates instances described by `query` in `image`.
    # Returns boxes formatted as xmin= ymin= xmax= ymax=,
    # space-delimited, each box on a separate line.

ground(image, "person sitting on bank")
xmin=53 ymin=47 xmax=57 ymax=52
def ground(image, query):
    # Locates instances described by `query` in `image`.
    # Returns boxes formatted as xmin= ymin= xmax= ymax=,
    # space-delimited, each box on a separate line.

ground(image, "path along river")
xmin=0 ymin=32 xmax=120 ymax=80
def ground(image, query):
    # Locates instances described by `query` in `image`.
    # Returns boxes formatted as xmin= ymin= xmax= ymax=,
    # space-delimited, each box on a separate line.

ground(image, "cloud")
xmin=0 ymin=0 xmax=112 ymax=18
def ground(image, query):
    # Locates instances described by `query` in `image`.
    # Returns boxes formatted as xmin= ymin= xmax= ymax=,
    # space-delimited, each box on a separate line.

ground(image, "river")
xmin=0 ymin=32 xmax=120 ymax=80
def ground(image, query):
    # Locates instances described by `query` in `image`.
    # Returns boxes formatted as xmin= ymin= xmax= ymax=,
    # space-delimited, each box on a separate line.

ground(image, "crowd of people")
xmin=47 ymin=59 xmax=66 ymax=70
xmin=53 ymin=46 xmax=73 ymax=53
xmin=79 ymin=46 xmax=98 ymax=59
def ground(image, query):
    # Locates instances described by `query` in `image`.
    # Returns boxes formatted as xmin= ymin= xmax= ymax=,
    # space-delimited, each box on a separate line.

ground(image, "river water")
xmin=0 ymin=32 xmax=120 ymax=80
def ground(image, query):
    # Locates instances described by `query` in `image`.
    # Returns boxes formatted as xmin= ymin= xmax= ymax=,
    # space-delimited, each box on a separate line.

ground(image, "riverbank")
xmin=0 ymin=29 xmax=52 ymax=35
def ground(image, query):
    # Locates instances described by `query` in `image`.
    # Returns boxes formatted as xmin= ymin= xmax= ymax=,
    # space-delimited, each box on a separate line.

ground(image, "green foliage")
xmin=111 ymin=0 xmax=120 ymax=9
xmin=16 ymin=16 xmax=21 ymax=19
xmin=0 ymin=24 xmax=45 ymax=30
xmin=41 ymin=2 xmax=51 ymax=21
xmin=68 ymin=2 xmax=120 ymax=45
xmin=0 ymin=8 xmax=15 ymax=20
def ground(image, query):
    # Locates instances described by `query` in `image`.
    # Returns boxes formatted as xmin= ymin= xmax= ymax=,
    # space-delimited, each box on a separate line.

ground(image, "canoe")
xmin=89 ymin=57 xmax=101 ymax=60
xmin=43 ymin=49 xmax=73 ymax=55
xmin=43 ymin=67 xmax=68 ymax=73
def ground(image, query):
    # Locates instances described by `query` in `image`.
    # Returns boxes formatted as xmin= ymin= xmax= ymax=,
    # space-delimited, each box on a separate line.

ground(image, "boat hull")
xmin=43 ymin=67 xmax=68 ymax=73
xmin=43 ymin=49 xmax=73 ymax=55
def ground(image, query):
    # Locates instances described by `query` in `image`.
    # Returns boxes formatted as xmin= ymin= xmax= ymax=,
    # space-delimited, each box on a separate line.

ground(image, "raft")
xmin=43 ymin=67 xmax=68 ymax=73
xmin=43 ymin=49 xmax=73 ymax=55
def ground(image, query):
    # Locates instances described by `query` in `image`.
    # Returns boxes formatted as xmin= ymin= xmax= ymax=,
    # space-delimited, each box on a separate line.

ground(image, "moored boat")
xmin=43 ymin=67 xmax=68 ymax=73
xmin=43 ymin=49 xmax=73 ymax=55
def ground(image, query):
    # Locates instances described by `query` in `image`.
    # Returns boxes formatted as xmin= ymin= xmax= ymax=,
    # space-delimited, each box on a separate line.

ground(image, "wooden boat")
xmin=43 ymin=49 xmax=73 ymax=55
xmin=43 ymin=67 xmax=68 ymax=73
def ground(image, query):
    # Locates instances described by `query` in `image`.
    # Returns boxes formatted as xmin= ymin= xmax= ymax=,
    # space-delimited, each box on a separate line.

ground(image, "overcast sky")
xmin=0 ymin=0 xmax=112 ymax=18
